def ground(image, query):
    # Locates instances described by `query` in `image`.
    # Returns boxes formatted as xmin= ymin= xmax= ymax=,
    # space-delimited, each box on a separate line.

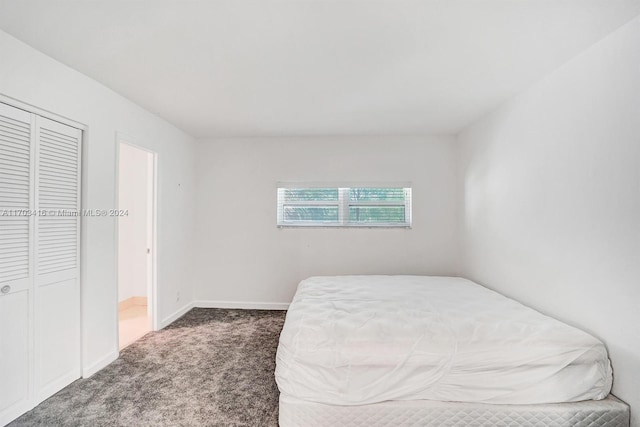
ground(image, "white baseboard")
xmin=158 ymin=300 xmax=288 ymax=330
xmin=194 ymin=300 xmax=290 ymax=310
xmin=160 ymin=301 xmax=195 ymax=329
xmin=35 ymin=370 xmax=83 ymax=406
xmin=82 ymin=350 xmax=118 ymax=378
xmin=0 ymin=400 xmax=33 ymax=427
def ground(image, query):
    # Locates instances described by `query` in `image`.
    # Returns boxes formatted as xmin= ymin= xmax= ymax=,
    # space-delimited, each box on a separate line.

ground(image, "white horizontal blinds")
xmin=35 ymin=117 xmax=80 ymax=276
xmin=277 ymin=185 xmax=412 ymax=227
xmin=278 ymin=188 xmax=340 ymax=224
xmin=0 ymin=103 xmax=33 ymax=284
xmin=347 ymin=188 xmax=411 ymax=225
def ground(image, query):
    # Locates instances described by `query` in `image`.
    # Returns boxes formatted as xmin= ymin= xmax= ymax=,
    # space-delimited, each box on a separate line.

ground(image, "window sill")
xmin=277 ymin=224 xmax=412 ymax=229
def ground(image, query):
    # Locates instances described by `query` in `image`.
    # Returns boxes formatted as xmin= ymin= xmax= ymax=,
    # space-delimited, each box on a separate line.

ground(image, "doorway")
xmin=117 ymin=139 xmax=157 ymax=350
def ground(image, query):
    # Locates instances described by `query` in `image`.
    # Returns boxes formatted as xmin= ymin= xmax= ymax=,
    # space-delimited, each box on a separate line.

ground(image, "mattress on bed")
xmin=279 ymin=394 xmax=629 ymax=427
xmin=275 ymin=276 xmax=612 ymax=405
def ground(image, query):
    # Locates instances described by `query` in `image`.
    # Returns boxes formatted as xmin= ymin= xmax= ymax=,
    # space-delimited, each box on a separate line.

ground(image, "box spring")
xmin=279 ymin=394 xmax=629 ymax=427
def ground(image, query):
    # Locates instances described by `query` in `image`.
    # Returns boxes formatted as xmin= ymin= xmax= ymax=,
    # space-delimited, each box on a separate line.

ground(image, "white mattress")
xmin=275 ymin=276 xmax=612 ymax=405
xmin=279 ymin=394 xmax=629 ymax=427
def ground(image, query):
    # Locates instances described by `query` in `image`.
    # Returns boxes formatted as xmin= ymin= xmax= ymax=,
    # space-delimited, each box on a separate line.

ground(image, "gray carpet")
xmin=10 ymin=308 xmax=286 ymax=427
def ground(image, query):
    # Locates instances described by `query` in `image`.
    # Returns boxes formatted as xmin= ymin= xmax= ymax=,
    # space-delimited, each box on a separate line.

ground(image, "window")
xmin=277 ymin=185 xmax=412 ymax=227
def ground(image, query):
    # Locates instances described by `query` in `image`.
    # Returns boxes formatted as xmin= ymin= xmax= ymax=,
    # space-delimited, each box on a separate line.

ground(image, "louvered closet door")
xmin=0 ymin=103 xmax=34 ymax=424
xmin=33 ymin=116 xmax=81 ymax=404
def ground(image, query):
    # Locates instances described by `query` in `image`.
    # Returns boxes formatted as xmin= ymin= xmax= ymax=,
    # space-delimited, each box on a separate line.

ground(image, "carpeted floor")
xmin=10 ymin=308 xmax=286 ymax=427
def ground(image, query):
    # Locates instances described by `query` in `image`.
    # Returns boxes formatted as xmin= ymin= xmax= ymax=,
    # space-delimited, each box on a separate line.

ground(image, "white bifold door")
xmin=0 ymin=102 xmax=82 ymax=425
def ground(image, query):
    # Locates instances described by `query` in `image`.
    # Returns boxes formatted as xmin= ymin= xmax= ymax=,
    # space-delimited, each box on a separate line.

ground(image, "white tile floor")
xmin=118 ymin=299 xmax=151 ymax=350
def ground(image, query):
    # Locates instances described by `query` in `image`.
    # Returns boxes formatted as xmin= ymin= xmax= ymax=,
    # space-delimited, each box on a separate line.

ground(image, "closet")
xmin=0 ymin=101 xmax=82 ymax=424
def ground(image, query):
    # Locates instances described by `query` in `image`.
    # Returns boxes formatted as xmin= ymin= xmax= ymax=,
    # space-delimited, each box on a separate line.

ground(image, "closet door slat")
xmin=0 ymin=102 xmax=33 ymax=426
xmin=0 ymin=105 xmax=31 ymax=285
xmin=33 ymin=115 xmax=82 ymax=406
xmin=36 ymin=118 xmax=81 ymax=276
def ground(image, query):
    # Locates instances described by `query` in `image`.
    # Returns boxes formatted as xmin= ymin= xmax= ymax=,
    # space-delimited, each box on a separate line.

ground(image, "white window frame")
xmin=277 ymin=184 xmax=412 ymax=228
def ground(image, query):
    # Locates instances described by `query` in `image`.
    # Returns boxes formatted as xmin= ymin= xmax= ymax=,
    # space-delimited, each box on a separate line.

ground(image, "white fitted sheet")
xmin=275 ymin=276 xmax=612 ymax=405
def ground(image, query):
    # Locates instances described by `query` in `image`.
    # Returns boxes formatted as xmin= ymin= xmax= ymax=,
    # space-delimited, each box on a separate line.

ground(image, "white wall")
xmin=458 ymin=17 xmax=640 ymax=425
xmin=0 ymin=30 xmax=198 ymax=376
xmin=118 ymin=143 xmax=150 ymax=302
xmin=194 ymin=136 xmax=459 ymax=305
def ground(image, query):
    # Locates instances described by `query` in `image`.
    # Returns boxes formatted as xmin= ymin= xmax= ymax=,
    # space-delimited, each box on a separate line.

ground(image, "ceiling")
xmin=0 ymin=0 xmax=638 ymax=138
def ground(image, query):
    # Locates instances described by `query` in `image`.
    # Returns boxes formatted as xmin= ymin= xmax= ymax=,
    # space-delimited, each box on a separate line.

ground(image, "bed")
xmin=275 ymin=276 xmax=629 ymax=426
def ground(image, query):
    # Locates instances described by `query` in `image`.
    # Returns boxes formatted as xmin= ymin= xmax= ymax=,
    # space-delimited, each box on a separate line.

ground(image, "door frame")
xmin=114 ymin=133 xmax=159 ymax=352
